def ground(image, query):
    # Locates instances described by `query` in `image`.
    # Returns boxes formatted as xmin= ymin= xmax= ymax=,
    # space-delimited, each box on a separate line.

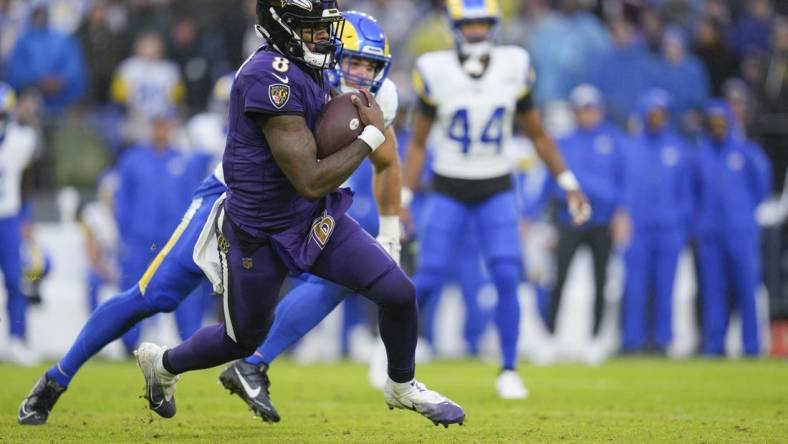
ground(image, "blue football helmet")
xmin=446 ymin=0 xmax=501 ymax=26
xmin=332 ymin=11 xmax=391 ymax=95
xmin=446 ymin=0 xmax=500 ymax=67
xmin=0 ymin=82 xmax=17 ymax=143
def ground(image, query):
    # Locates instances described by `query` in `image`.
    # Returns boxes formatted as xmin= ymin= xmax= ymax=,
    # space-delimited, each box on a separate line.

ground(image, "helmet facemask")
xmin=256 ymin=0 xmax=345 ymax=70
xmin=452 ymin=18 xmax=498 ymax=76
xmin=337 ymin=52 xmax=391 ymax=95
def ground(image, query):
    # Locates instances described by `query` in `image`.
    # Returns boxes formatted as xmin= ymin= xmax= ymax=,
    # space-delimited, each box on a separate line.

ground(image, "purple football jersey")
xmin=222 ymin=47 xmax=353 ymax=271
xmin=223 ymin=47 xmax=332 ymax=235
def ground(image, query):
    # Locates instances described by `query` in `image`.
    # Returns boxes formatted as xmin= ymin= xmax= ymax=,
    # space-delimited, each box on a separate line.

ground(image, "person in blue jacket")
xmin=534 ymin=84 xmax=627 ymax=353
xmin=656 ymin=26 xmax=710 ymax=133
xmin=694 ymin=100 xmax=771 ymax=356
xmin=114 ymin=111 xmax=192 ymax=352
xmin=592 ymin=16 xmax=662 ymax=128
xmin=4 ymin=4 xmax=86 ymax=113
xmin=621 ymin=89 xmax=694 ymax=354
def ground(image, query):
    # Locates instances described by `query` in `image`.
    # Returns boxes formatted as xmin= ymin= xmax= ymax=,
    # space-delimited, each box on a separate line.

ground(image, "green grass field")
xmin=1 ymin=359 xmax=785 ymax=443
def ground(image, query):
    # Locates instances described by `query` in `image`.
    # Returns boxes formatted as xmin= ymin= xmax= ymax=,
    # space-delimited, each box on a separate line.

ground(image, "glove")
xmin=376 ymin=216 xmax=401 ymax=266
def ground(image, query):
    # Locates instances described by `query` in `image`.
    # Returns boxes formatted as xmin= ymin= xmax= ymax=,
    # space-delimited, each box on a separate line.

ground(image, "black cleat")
xmin=18 ymin=375 xmax=67 ymax=425
xmin=220 ymin=360 xmax=280 ymax=423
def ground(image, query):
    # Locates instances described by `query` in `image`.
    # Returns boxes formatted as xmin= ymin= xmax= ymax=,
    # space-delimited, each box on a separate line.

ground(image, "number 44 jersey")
xmin=413 ymin=46 xmax=534 ymax=180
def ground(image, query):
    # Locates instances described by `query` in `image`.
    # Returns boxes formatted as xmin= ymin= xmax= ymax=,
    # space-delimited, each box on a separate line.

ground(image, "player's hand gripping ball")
xmin=315 ymin=90 xmax=384 ymax=159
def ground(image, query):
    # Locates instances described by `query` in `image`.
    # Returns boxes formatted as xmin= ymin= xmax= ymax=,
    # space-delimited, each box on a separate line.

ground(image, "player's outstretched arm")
xmin=264 ymin=91 xmax=385 ymax=200
xmin=517 ymin=108 xmax=568 ymax=177
xmin=517 ymin=108 xmax=592 ymax=226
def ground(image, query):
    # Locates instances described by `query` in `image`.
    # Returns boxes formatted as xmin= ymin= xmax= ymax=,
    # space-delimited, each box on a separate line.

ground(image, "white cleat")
xmin=367 ymin=338 xmax=388 ymax=390
xmin=496 ymin=370 xmax=528 ymax=399
xmin=384 ymin=378 xmax=465 ymax=427
xmin=8 ymin=338 xmax=39 ymax=367
xmin=134 ymin=342 xmax=179 ymax=418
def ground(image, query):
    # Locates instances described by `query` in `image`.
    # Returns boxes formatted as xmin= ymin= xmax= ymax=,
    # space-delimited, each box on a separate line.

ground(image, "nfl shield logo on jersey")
xmin=269 ymin=84 xmax=291 ymax=109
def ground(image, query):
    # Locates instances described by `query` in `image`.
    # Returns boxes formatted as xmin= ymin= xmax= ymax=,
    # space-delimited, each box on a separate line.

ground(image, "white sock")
xmin=390 ymin=378 xmax=415 ymax=392
xmin=156 ymin=348 xmax=176 ymax=379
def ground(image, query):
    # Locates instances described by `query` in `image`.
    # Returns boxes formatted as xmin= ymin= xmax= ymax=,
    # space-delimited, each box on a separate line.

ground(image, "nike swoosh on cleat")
xmin=148 ymin=378 xmax=165 ymax=408
xmin=234 ymin=368 xmax=262 ymax=398
xmin=271 ymin=73 xmax=289 ymax=84
xmin=18 ymin=404 xmax=35 ymax=421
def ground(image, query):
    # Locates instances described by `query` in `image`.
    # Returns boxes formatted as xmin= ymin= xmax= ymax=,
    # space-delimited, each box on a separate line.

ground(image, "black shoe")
xmin=18 ymin=375 xmax=67 ymax=425
xmin=220 ymin=360 xmax=280 ymax=423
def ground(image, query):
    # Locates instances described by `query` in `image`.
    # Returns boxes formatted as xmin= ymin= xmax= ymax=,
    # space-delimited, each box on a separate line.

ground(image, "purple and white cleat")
xmin=384 ymin=379 xmax=465 ymax=427
xmin=134 ymin=342 xmax=179 ymax=418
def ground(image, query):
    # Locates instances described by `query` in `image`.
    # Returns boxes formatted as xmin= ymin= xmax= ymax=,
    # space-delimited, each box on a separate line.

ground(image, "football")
xmin=314 ymin=91 xmax=369 ymax=159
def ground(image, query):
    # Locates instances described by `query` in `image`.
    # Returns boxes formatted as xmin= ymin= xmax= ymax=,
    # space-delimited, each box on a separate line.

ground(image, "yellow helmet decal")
xmin=340 ymin=20 xmax=362 ymax=53
xmin=446 ymin=0 xmax=465 ymax=20
xmin=447 ymin=0 xmax=500 ymax=21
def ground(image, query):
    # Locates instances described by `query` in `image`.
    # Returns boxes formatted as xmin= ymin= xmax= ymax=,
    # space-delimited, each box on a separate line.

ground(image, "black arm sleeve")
xmin=417 ymin=96 xmax=437 ymax=118
xmin=516 ymin=92 xmax=534 ymax=113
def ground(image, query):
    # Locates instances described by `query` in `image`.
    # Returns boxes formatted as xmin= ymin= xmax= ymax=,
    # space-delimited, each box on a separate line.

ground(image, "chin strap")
xmin=459 ymin=41 xmax=492 ymax=76
xmin=462 ymin=57 xmax=485 ymax=76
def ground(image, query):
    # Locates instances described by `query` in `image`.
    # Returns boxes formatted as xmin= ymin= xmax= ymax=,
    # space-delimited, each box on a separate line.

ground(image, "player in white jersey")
xmin=186 ymin=74 xmax=234 ymax=161
xmin=111 ymin=32 xmax=184 ymax=142
xmin=402 ymin=0 xmax=591 ymax=399
xmin=0 ymin=82 xmax=39 ymax=366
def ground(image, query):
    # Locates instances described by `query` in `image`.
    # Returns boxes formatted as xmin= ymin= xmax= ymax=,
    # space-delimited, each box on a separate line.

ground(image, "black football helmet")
xmin=256 ymin=0 xmax=345 ymax=70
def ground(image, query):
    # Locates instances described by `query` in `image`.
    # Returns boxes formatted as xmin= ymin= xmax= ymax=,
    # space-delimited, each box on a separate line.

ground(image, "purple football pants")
xmin=165 ymin=212 xmax=417 ymax=382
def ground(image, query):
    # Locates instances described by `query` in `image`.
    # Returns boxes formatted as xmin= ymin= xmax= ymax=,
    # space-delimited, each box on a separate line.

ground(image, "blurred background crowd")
xmin=0 ymin=0 xmax=786 ymax=365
